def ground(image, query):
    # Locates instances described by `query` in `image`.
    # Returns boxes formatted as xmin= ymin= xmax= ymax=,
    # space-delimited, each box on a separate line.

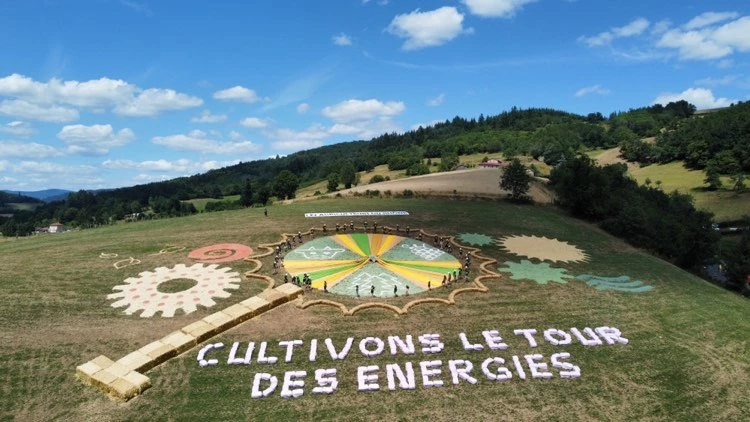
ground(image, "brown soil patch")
xmin=336 ymin=168 xmax=555 ymax=204
xmin=594 ymin=147 xmax=639 ymax=171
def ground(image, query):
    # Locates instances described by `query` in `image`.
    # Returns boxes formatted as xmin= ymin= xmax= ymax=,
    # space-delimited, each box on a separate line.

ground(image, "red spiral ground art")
xmin=188 ymin=243 xmax=253 ymax=263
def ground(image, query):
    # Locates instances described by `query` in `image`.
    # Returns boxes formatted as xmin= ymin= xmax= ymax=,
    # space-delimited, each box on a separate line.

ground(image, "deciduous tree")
xmin=500 ymin=158 xmax=532 ymax=201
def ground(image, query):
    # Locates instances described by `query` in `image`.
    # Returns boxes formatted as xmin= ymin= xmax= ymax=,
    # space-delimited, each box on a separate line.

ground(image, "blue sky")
xmin=1 ymin=0 xmax=749 ymax=191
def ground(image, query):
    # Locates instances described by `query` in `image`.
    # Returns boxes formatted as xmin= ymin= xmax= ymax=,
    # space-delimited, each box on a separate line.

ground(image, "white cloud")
xmin=0 ymin=121 xmax=35 ymax=137
xmin=213 ymin=85 xmax=268 ymax=103
xmin=461 ymin=0 xmax=537 ymax=18
xmin=152 ymin=131 xmax=261 ymax=155
xmin=684 ymin=11 xmax=739 ymax=30
xmin=114 ymin=88 xmax=203 ymax=117
xmin=652 ymin=87 xmax=737 ymax=110
xmin=103 ymin=158 xmax=238 ymax=174
xmin=132 ymin=173 xmax=171 ymax=183
xmin=387 ymin=7 xmax=470 ymax=50
xmin=240 ymin=117 xmax=270 ymax=128
xmin=712 ymin=16 xmax=750 ymax=51
xmin=652 ymin=20 xmax=671 ymax=35
xmin=0 ymin=99 xmax=79 ymax=122
xmin=321 ymin=98 xmax=405 ymax=122
xmin=656 ymin=15 xmax=750 ymax=60
xmin=0 ymin=73 xmax=202 ymax=120
xmin=263 ymin=99 xmax=408 ymax=152
xmin=574 ymin=84 xmax=610 ymax=97
xmin=57 ymin=124 xmax=135 ymax=156
xmin=613 ymin=17 xmax=651 ymax=37
xmin=332 ymin=33 xmax=353 ymax=46
xmin=657 ymin=29 xmax=732 ymax=60
xmin=331 ymin=119 xmax=401 ymax=139
xmin=579 ymin=17 xmax=650 ymax=47
xmin=0 ymin=74 xmax=134 ymax=108
xmin=267 ymin=124 xmax=329 ymax=150
xmin=0 ymin=141 xmax=62 ymax=158
xmin=13 ymin=160 xmax=98 ymax=175
xmin=191 ymin=110 xmax=228 ymax=123
xmin=297 ymin=103 xmax=310 ymax=113
xmin=0 ymin=160 xmax=106 ymax=189
xmin=427 ymin=93 xmax=445 ymax=106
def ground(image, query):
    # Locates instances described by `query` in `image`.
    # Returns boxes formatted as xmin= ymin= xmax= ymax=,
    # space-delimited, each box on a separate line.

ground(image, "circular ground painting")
xmin=283 ymin=233 xmax=461 ymax=297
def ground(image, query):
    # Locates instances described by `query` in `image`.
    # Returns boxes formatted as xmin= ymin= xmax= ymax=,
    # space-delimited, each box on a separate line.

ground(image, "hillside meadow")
xmin=0 ymin=197 xmax=748 ymax=421
xmin=590 ymin=149 xmax=749 ymax=222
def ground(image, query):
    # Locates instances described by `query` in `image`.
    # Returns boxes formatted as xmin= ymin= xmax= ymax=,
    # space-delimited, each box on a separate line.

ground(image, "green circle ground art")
xmin=284 ymin=233 xmax=461 ymax=297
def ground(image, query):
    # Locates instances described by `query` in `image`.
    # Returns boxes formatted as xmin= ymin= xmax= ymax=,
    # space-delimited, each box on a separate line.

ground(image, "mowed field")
xmin=341 ymin=168 xmax=554 ymax=203
xmin=296 ymin=154 xmax=553 ymax=200
xmin=1 ymin=198 xmax=748 ymax=421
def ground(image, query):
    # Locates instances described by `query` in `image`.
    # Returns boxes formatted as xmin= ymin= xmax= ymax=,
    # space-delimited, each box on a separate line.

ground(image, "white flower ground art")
xmin=108 ymin=263 xmax=242 ymax=317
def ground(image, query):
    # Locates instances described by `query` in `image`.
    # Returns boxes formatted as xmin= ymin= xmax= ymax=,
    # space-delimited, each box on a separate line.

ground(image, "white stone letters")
xmin=420 ymin=360 xmax=444 ymax=388
xmin=357 ymin=365 xmax=380 ymax=391
xmin=199 ymin=326 xmax=625 ymax=398
xmin=386 ymin=362 xmax=416 ymax=390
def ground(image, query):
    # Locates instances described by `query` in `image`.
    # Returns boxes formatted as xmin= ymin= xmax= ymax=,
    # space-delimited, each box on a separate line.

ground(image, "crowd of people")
xmin=272 ymin=221 xmax=474 ymax=297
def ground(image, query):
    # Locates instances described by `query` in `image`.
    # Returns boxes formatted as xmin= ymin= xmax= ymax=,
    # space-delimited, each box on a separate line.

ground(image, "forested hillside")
xmin=4 ymin=100 xmax=746 ymax=238
xmin=620 ymin=101 xmax=749 ymax=180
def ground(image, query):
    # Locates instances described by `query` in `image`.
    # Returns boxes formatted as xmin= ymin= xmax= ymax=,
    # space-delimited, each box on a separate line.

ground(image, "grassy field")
xmin=629 ymin=162 xmax=749 ymax=221
xmin=1 ymin=197 xmax=747 ymax=420
xmin=186 ymin=195 xmax=240 ymax=212
xmin=589 ymin=149 xmax=750 ymax=222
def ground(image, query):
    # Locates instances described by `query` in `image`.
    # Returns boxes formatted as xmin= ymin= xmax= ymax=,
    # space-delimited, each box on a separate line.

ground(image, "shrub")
xmin=369 ymin=175 xmax=386 ymax=184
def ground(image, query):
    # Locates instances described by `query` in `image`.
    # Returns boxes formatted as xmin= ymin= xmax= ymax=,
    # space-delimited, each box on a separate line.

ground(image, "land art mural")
xmin=283 ymin=234 xmax=461 ymax=297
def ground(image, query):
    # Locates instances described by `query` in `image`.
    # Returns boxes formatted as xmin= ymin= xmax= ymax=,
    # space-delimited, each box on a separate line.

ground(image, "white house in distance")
xmin=479 ymin=159 xmax=507 ymax=169
xmin=48 ymin=222 xmax=67 ymax=233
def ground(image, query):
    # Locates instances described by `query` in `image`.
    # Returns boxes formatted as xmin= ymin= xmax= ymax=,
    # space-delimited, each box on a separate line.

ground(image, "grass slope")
xmin=1 ymin=198 xmax=747 ymax=421
xmin=590 ymin=149 xmax=749 ymax=222
xmin=629 ymin=162 xmax=749 ymax=221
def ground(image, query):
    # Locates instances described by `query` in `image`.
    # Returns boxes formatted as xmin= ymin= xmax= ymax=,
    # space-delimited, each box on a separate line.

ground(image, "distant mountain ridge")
xmin=1 ymin=189 xmax=72 ymax=202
